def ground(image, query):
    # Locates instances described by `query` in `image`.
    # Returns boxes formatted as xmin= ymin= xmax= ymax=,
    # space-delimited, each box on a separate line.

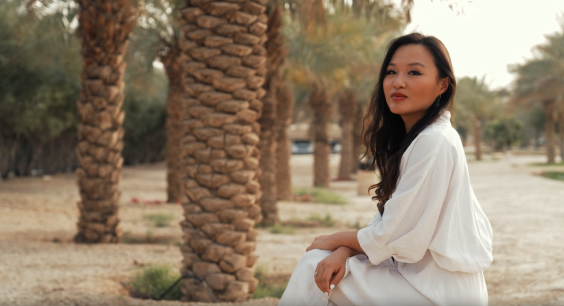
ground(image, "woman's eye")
xmin=385 ymin=70 xmax=396 ymax=75
xmin=408 ymin=70 xmax=422 ymax=75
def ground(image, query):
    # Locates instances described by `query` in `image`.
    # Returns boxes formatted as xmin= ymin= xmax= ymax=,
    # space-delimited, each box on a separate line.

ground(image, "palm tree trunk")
xmin=274 ymin=82 xmax=294 ymax=201
xmin=544 ymin=100 xmax=556 ymax=163
xmin=472 ymin=117 xmax=482 ymax=161
xmin=177 ymin=1 xmax=267 ymax=302
xmin=351 ymin=102 xmax=363 ymax=175
xmin=259 ymin=5 xmax=285 ymax=226
xmin=309 ymin=81 xmax=331 ymax=187
xmin=559 ymin=109 xmax=564 ymax=162
xmin=337 ymin=90 xmax=356 ymax=180
xmin=162 ymin=45 xmax=185 ymax=204
xmin=74 ymin=0 xmax=136 ymax=243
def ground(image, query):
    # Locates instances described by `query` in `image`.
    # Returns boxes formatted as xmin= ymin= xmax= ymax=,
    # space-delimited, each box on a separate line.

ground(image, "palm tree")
xmin=308 ymin=80 xmax=332 ymax=187
xmin=258 ymin=4 xmax=286 ymax=225
xmin=456 ymin=77 xmax=498 ymax=161
xmin=284 ymin=2 xmax=403 ymax=186
xmin=176 ymin=0 xmax=267 ymax=302
xmin=74 ymin=0 xmax=137 ymax=243
xmin=510 ymin=59 xmax=563 ymax=164
xmin=337 ymin=89 xmax=358 ymax=180
xmin=274 ymin=81 xmax=294 ymax=201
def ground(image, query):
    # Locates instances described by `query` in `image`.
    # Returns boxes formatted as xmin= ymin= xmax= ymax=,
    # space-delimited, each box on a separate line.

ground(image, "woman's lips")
xmin=391 ymin=94 xmax=407 ymax=101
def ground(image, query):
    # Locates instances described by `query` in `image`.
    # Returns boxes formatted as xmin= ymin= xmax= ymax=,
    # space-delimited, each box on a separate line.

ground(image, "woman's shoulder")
xmin=409 ymin=117 xmax=461 ymax=159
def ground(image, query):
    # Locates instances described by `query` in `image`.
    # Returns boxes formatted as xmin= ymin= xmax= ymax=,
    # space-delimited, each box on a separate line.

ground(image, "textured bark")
xmin=259 ymin=5 xmax=285 ymax=226
xmin=177 ymin=0 xmax=267 ymax=302
xmin=351 ymin=102 xmax=363 ymax=174
xmin=309 ymin=82 xmax=331 ymax=187
xmin=74 ymin=0 xmax=136 ymax=243
xmin=274 ymin=82 xmax=294 ymax=201
xmin=472 ymin=117 xmax=482 ymax=161
xmin=337 ymin=90 xmax=357 ymax=180
xmin=162 ymin=45 xmax=186 ymax=203
xmin=544 ymin=100 xmax=556 ymax=164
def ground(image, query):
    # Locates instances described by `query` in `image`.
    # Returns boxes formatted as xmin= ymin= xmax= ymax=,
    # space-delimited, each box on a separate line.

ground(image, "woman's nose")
xmin=393 ymin=76 xmax=406 ymax=89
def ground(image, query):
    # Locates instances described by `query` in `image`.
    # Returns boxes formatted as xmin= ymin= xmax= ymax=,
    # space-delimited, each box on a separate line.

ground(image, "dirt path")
xmin=0 ymin=154 xmax=563 ymax=305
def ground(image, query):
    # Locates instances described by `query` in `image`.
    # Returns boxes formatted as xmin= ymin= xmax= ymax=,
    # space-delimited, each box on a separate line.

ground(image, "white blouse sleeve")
xmin=357 ymin=132 xmax=454 ymax=265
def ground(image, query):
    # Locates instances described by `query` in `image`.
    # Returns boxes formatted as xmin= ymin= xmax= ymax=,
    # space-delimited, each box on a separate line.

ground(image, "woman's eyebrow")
xmin=387 ymin=62 xmax=426 ymax=67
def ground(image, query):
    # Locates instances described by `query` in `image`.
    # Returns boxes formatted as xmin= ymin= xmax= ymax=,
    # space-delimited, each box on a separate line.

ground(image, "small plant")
xmin=270 ymin=224 xmax=295 ymax=234
xmin=144 ymin=213 xmax=174 ymax=227
xmin=541 ymin=171 xmax=564 ymax=182
xmin=130 ymin=264 xmax=182 ymax=300
xmin=292 ymin=188 xmax=347 ymax=205
xmin=308 ymin=213 xmax=336 ymax=227
xmin=347 ymin=219 xmax=362 ymax=229
xmin=253 ymin=266 xmax=289 ymax=299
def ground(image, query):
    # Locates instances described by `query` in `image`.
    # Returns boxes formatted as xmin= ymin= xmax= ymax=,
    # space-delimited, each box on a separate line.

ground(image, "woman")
xmin=279 ymin=33 xmax=493 ymax=306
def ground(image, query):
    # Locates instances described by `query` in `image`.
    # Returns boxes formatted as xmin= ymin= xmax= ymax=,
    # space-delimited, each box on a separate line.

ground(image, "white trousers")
xmin=279 ymin=249 xmax=434 ymax=306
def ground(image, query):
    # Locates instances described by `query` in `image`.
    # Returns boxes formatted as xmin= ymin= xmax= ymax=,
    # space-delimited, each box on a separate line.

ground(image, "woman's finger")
xmin=321 ymin=266 xmax=334 ymax=294
xmin=314 ymin=265 xmax=324 ymax=292
xmin=329 ymin=265 xmax=346 ymax=288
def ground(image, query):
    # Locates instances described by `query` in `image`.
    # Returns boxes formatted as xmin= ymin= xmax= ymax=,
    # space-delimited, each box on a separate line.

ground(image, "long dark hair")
xmin=362 ymin=33 xmax=456 ymax=214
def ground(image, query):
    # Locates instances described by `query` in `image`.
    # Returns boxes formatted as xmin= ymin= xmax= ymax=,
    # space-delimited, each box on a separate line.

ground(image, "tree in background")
xmin=283 ymin=1 xmax=404 ymax=186
xmin=73 ymin=0 xmax=137 ymax=243
xmin=485 ymin=117 xmax=523 ymax=151
xmin=258 ymin=4 xmax=286 ymax=225
xmin=455 ymin=76 xmax=499 ymax=161
xmin=510 ymin=59 xmax=563 ymax=164
xmin=0 ymin=0 xmax=81 ymax=177
xmin=175 ymin=0 xmax=267 ymax=301
xmin=274 ymin=81 xmax=294 ymax=200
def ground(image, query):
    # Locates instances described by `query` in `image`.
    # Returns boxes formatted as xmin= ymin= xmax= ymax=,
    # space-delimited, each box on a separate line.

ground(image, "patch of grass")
xmin=528 ymin=161 xmax=564 ymax=167
xmin=129 ymin=264 xmax=182 ymax=300
xmin=269 ymin=224 xmax=295 ymax=234
xmin=307 ymin=213 xmax=336 ymax=227
xmin=292 ymin=188 xmax=348 ymax=205
xmin=347 ymin=219 xmax=362 ymax=229
xmin=144 ymin=213 xmax=174 ymax=227
xmin=541 ymin=171 xmax=564 ymax=182
xmin=122 ymin=230 xmax=181 ymax=245
xmin=253 ymin=266 xmax=289 ymax=299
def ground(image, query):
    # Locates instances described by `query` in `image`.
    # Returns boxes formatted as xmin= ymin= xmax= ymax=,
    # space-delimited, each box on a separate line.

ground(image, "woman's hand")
xmin=314 ymin=247 xmax=354 ymax=294
xmin=306 ymin=234 xmax=338 ymax=252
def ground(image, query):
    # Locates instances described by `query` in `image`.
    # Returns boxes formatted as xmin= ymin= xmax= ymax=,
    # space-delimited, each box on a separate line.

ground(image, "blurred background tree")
xmin=283 ymin=1 xmax=404 ymax=186
xmin=455 ymin=76 xmax=500 ymax=161
xmin=0 ymin=0 xmax=175 ymax=178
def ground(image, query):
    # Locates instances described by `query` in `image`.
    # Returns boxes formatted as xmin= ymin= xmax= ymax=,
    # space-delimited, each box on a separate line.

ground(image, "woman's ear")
xmin=439 ymin=77 xmax=449 ymax=94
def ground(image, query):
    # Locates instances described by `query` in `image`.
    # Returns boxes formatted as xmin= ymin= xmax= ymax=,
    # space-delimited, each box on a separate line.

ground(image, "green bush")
xmin=541 ymin=172 xmax=564 ymax=182
xmin=270 ymin=224 xmax=295 ymax=234
xmin=144 ymin=213 xmax=174 ymax=227
xmin=293 ymin=188 xmax=348 ymax=205
xmin=253 ymin=266 xmax=288 ymax=299
xmin=130 ymin=264 xmax=182 ymax=300
xmin=308 ymin=214 xmax=336 ymax=227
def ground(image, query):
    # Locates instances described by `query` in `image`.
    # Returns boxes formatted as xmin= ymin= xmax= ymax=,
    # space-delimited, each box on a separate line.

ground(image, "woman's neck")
xmin=401 ymin=112 xmax=426 ymax=133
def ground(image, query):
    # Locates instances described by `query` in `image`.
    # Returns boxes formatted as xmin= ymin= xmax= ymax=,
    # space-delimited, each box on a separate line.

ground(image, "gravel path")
xmin=0 ymin=154 xmax=563 ymax=305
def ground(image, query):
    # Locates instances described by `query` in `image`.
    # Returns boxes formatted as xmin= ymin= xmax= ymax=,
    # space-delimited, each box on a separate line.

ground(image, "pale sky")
xmin=393 ymin=0 xmax=564 ymax=90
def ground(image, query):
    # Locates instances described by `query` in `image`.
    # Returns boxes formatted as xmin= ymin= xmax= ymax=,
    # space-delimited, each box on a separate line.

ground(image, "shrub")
xmin=144 ymin=213 xmax=174 ymax=227
xmin=253 ymin=266 xmax=289 ymax=299
xmin=292 ymin=188 xmax=348 ymax=205
xmin=130 ymin=264 xmax=181 ymax=300
xmin=270 ymin=224 xmax=295 ymax=234
xmin=308 ymin=214 xmax=336 ymax=227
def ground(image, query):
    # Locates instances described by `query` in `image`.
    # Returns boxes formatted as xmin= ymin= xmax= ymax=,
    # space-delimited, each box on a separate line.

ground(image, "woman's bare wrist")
xmin=336 ymin=246 xmax=357 ymax=258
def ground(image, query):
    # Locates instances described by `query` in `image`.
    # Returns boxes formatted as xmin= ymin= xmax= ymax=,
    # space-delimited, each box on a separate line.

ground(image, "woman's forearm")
xmin=333 ymin=230 xmax=364 ymax=253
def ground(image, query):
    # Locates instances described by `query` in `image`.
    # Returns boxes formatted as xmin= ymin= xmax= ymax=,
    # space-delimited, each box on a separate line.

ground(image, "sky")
xmin=393 ymin=0 xmax=564 ymax=90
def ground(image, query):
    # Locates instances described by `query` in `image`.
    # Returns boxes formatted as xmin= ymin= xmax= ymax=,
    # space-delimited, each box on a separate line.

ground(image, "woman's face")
xmin=383 ymin=44 xmax=448 ymax=120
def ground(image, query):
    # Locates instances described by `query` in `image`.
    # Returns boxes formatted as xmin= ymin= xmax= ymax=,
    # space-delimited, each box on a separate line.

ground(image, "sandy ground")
xmin=0 ymin=153 xmax=564 ymax=305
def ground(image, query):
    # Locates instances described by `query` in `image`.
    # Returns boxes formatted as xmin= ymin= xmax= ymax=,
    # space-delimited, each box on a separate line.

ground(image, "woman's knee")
xmin=296 ymin=249 xmax=332 ymax=269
